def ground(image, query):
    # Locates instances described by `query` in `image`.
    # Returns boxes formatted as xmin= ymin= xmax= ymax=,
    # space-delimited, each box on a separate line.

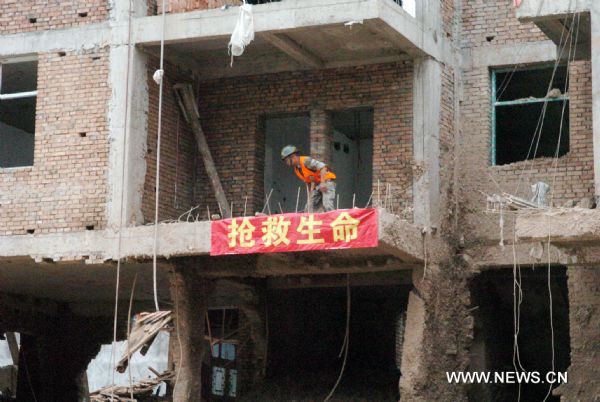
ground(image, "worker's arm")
xmin=319 ymin=167 xmax=330 ymax=190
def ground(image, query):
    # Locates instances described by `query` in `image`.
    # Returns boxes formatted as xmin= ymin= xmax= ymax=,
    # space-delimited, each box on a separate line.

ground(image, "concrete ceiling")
xmin=145 ymin=21 xmax=410 ymax=80
xmin=535 ymin=13 xmax=591 ymax=60
xmin=0 ymin=258 xmax=171 ymax=304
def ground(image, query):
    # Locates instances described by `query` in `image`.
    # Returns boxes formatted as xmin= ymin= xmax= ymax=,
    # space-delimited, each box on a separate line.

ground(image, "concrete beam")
xmin=462 ymin=40 xmax=557 ymax=69
xmin=0 ymin=222 xmax=211 ymax=262
xmin=468 ymin=242 xmax=576 ymax=270
xmin=261 ymin=32 xmax=324 ymax=68
xmin=0 ymin=23 xmax=114 ymax=58
xmin=266 ymin=271 xmax=413 ymax=289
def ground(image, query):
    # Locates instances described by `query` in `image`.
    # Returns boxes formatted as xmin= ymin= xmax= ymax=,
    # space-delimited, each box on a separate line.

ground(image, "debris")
xmin=89 ymin=369 xmax=174 ymax=401
xmin=578 ymin=196 xmax=596 ymax=209
xmin=562 ymin=199 xmax=576 ymax=208
xmin=530 ymin=181 xmax=550 ymax=207
xmin=117 ymin=311 xmax=173 ymax=373
xmin=486 ymin=192 xmax=543 ymax=213
xmin=546 ymin=88 xmax=562 ymax=98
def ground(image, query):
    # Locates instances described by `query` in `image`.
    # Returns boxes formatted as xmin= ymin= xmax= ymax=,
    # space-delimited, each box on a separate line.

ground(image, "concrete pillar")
xmin=415 ymin=0 xmax=441 ymax=42
xmin=106 ymin=39 xmax=149 ymax=228
xmin=399 ymin=266 xmax=471 ymax=402
xmin=399 ymin=288 xmax=427 ymax=398
xmin=170 ymin=268 xmax=213 ymax=402
xmin=555 ymin=266 xmax=600 ymax=400
xmin=592 ymin=3 xmax=600 ymax=196
xmin=310 ymin=109 xmax=333 ymax=163
xmin=412 ymin=58 xmax=442 ymax=227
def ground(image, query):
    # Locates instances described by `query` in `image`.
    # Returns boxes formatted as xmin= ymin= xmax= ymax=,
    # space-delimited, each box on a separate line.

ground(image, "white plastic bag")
xmin=228 ymin=3 xmax=254 ymax=65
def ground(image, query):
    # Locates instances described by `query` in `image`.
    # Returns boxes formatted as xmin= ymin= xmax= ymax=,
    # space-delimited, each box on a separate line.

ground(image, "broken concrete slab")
xmin=516 ymin=208 xmax=600 ymax=244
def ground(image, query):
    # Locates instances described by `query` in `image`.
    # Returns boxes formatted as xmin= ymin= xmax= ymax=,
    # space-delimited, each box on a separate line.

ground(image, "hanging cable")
xmin=512 ymin=5 xmax=576 ymax=196
xmin=151 ymin=0 xmax=167 ymax=312
xmin=542 ymin=11 xmax=580 ymax=402
xmin=324 ymin=274 xmax=351 ymax=402
xmin=109 ymin=0 xmax=134 ymax=398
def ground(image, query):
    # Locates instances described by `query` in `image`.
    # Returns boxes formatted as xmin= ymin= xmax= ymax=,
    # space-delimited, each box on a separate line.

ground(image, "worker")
xmin=281 ymin=145 xmax=337 ymax=212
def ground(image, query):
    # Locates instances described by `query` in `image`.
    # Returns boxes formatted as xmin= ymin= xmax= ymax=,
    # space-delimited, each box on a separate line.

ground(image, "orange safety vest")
xmin=293 ymin=156 xmax=336 ymax=184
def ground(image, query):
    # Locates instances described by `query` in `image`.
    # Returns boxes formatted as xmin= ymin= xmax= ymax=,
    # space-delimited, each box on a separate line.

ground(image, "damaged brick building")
xmin=0 ymin=0 xmax=598 ymax=400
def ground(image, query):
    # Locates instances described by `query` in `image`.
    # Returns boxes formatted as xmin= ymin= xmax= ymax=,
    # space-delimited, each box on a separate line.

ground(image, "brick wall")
xmin=458 ymin=0 xmax=593 ymax=243
xmin=143 ymin=62 xmax=414 ymax=221
xmin=0 ymin=0 xmax=108 ymax=35
xmin=461 ymin=0 xmax=547 ymax=48
xmin=555 ymin=267 xmax=600 ymax=400
xmin=0 ymin=49 xmax=110 ymax=235
xmin=439 ymin=64 xmax=456 ymax=233
xmin=459 ymin=60 xmax=593 ymax=242
xmin=156 ymin=0 xmax=228 ymax=14
xmin=143 ymin=58 xmax=198 ymax=223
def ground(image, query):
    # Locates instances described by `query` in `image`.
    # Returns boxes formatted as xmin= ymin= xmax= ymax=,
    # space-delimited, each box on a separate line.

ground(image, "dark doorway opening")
xmin=330 ymin=108 xmax=374 ymax=209
xmin=241 ymin=285 xmax=409 ymax=401
xmin=469 ymin=266 xmax=570 ymax=402
xmin=263 ymin=114 xmax=311 ymax=213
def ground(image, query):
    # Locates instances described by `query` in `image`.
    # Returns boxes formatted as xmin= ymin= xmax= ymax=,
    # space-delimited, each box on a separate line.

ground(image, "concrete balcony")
xmin=0 ymin=209 xmax=446 ymax=307
xmin=134 ymin=0 xmax=445 ymax=79
xmin=516 ymin=0 xmax=591 ymax=59
xmin=0 ymin=209 xmax=444 ymax=268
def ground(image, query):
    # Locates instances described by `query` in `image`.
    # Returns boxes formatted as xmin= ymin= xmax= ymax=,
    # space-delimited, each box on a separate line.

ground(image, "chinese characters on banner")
xmin=210 ymin=208 xmax=378 ymax=256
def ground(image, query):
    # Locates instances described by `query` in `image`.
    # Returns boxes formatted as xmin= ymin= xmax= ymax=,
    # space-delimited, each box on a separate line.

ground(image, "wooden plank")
xmin=5 ymin=332 xmax=19 ymax=366
xmin=173 ymin=84 xmax=232 ymax=218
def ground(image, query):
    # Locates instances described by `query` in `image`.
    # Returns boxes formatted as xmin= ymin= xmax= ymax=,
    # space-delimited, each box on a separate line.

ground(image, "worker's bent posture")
xmin=281 ymin=145 xmax=337 ymax=212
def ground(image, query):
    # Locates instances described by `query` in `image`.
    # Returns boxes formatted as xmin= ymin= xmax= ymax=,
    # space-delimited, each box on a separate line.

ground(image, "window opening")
xmin=491 ymin=65 xmax=569 ymax=166
xmin=0 ymin=59 xmax=38 ymax=168
xmin=205 ymin=308 xmax=240 ymax=399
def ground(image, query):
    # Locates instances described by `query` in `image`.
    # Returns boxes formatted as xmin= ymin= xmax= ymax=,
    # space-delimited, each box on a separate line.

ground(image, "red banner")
xmin=210 ymin=208 xmax=378 ymax=256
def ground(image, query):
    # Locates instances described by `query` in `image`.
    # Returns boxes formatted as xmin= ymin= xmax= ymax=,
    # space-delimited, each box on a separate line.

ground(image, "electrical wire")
xmin=151 ymin=0 xmax=167 ymax=312
xmin=324 ymin=274 xmax=351 ymax=402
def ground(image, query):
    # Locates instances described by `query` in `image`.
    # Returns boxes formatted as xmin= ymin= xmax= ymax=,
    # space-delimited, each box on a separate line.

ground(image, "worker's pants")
xmin=309 ymin=181 xmax=336 ymax=212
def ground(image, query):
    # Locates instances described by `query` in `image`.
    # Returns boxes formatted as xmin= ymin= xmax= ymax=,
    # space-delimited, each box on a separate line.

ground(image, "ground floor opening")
xmin=469 ymin=266 xmax=570 ymax=402
xmin=237 ymin=283 xmax=410 ymax=401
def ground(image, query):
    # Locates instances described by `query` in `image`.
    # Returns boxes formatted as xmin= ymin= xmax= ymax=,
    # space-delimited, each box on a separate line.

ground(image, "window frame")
xmin=490 ymin=64 xmax=569 ymax=166
xmin=0 ymin=55 xmax=38 ymax=169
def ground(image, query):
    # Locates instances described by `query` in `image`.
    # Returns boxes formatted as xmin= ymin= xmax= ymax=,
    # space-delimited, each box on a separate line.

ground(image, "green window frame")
xmin=490 ymin=65 xmax=569 ymax=166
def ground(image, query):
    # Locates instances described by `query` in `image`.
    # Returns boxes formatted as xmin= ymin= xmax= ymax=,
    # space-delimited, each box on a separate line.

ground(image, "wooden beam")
xmin=6 ymin=332 xmax=19 ymax=365
xmin=173 ymin=84 xmax=231 ymax=218
xmin=262 ymin=32 xmax=324 ymax=69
